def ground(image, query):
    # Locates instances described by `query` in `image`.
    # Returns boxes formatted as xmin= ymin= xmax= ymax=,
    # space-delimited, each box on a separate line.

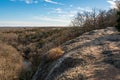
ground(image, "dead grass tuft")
xmin=47 ymin=47 xmax=64 ymax=60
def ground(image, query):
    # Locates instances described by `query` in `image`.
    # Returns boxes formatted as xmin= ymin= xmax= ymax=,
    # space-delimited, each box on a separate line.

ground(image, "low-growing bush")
xmin=47 ymin=47 xmax=64 ymax=60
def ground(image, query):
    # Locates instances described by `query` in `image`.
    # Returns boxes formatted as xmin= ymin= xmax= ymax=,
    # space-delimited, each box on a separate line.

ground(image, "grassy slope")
xmin=0 ymin=41 xmax=23 ymax=80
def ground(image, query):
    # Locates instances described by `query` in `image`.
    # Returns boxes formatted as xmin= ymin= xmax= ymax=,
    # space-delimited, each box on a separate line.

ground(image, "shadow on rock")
xmin=46 ymin=57 xmax=86 ymax=80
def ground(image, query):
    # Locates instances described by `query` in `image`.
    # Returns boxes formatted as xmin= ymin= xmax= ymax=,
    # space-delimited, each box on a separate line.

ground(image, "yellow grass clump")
xmin=47 ymin=47 xmax=64 ymax=60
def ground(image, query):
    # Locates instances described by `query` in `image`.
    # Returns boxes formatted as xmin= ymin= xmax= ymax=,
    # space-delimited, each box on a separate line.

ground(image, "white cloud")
xmin=25 ymin=0 xmax=32 ymax=4
xmin=44 ymin=0 xmax=58 ymax=4
xmin=77 ymin=7 xmax=92 ymax=12
xmin=0 ymin=21 xmax=40 ymax=26
xmin=51 ymin=7 xmax=92 ymax=18
xmin=0 ymin=20 xmax=68 ymax=26
xmin=24 ymin=0 xmax=39 ymax=4
xmin=0 ymin=15 xmax=70 ymax=26
xmin=44 ymin=0 xmax=64 ymax=5
xmin=107 ymin=0 xmax=120 ymax=9
xmin=46 ymin=7 xmax=93 ymax=26
xmin=10 ymin=0 xmax=63 ymax=5
xmin=10 ymin=0 xmax=39 ymax=4
xmin=33 ymin=16 xmax=69 ymax=23
xmin=107 ymin=0 xmax=117 ymax=8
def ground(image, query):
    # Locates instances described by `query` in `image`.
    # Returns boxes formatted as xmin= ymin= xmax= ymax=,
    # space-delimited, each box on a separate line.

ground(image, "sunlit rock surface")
xmin=32 ymin=27 xmax=120 ymax=80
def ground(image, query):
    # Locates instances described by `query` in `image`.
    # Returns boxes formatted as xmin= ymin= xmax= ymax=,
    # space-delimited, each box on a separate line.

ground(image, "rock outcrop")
xmin=32 ymin=27 xmax=120 ymax=80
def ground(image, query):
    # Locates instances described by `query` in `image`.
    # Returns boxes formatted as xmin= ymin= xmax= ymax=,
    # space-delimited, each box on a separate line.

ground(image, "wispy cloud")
xmin=107 ymin=0 xmax=120 ymax=9
xmin=45 ymin=7 xmax=93 ymax=26
xmin=10 ymin=0 xmax=39 ymax=4
xmin=49 ymin=7 xmax=92 ymax=19
xmin=107 ymin=0 xmax=117 ymax=8
xmin=33 ymin=16 xmax=69 ymax=23
xmin=44 ymin=0 xmax=58 ymax=4
xmin=44 ymin=0 xmax=63 ymax=5
xmin=0 ymin=20 xmax=68 ymax=26
xmin=24 ymin=0 xmax=33 ymax=4
xmin=0 ymin=21 xmax=41 ymax=26
xmin=10 ymin=0 xmax=63 ymax=5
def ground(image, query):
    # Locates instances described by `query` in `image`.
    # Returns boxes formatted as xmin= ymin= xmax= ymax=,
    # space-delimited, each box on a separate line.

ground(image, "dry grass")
xmin=0 ymin=27 xmax=114 ymax=79
xmin=0 ymin=42 xmax=23 ymax=80
xmin=47 ymin=47 xmax=64 ymax=60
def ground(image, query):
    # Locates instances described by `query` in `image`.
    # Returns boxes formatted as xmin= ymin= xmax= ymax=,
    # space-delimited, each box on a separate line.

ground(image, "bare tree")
xmin=97 ymin=10 xmax=106 ymax=28
xmin=71 ymin=8 xmax=117 ymax=29
xmin=71 ymin=12 xmax=85 ymax=27
xmin=71 ymin=9 xmax=97 ymax=28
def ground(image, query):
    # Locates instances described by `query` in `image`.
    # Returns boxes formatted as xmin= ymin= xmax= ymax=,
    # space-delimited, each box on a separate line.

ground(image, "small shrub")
xmin=47 ymin=47 xmax=64 ymax=60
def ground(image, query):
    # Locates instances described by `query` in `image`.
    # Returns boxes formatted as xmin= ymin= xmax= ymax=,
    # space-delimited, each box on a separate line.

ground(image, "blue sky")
xmin=0 ymin=0 xmax=117 ymax=26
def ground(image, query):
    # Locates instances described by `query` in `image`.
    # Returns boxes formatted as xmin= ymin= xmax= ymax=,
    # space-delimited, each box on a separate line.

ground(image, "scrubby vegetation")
xmin=1 ymin=26 xmax=111 ymax=79
xmin=0 ymin=1 xmax=120 ymax=80
xmin=0 ymin=41 xmax=22 ymax=80
xmin=1 ymin=27 xmax=99 ymax=79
